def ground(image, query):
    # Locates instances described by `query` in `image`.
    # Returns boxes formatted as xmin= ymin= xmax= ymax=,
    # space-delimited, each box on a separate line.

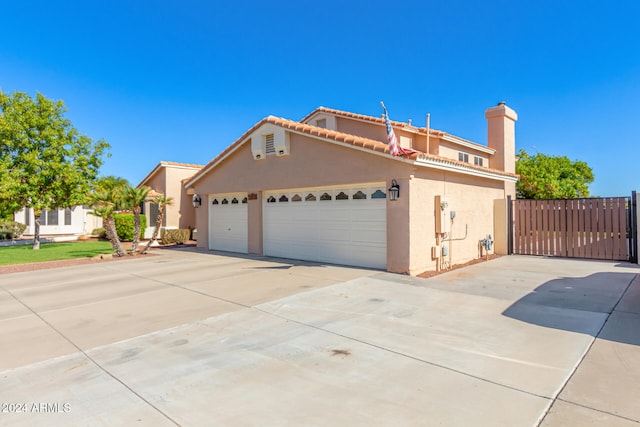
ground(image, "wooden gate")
xmin=510 ymin=196 xmax=636 ymax=262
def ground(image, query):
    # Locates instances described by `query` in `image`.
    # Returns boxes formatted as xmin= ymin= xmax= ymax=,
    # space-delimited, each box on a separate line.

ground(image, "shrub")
xmin=0 ymin=220 xmax=27 ymax=240
xmin=161 ymin=229 xmax=190 ymax=245
xmin=113 ymin=213 xmax=147 ymax=242
xmin=92 ymin=228 xmax=107 ymax=239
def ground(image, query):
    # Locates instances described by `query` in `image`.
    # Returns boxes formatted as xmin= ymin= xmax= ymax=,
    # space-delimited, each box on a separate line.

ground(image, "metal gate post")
xmin=507 ymin=195 xmax=513 ymax=255
xmin=631 ymin=191 xmax=638 ymax=263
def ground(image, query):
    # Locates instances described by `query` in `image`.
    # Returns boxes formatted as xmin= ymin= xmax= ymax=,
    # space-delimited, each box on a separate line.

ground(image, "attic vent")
xmin=265 ymin=134 xmax=276 ymax=155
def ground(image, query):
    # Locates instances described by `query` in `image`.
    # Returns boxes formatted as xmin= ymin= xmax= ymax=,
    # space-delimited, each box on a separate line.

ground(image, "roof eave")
xmin=414 ymin=155 xmax=518 ymax=182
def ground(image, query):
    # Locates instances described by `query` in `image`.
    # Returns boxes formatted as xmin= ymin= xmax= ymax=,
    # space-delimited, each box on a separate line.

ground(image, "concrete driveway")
xmin=0 ymin=248 xmax=638 ymax=426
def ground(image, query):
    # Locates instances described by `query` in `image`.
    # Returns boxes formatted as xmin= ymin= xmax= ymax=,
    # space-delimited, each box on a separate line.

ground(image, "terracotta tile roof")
xmin=301 ymin=106 xmax=447 ymax=136
xmin=302 ymin=107 xmax=495 ymax=154
xmin=186 ymin=115 xmax=517 ymax=187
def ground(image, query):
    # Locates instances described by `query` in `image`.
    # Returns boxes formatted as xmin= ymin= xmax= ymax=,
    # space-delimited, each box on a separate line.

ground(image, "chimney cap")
xmin=497 ymin=101 xmax=506 ymax=106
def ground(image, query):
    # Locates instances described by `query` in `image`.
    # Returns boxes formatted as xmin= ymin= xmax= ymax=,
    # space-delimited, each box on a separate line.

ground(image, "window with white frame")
xmin=458 ymin=152 xmax=469 ymax=163
xmin=474 ymin=156 xmax=484 ymax=166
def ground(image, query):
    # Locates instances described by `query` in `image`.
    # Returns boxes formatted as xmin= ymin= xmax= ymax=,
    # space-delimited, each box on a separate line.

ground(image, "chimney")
xmin=485 ymin=102 xmax=517 ymax=173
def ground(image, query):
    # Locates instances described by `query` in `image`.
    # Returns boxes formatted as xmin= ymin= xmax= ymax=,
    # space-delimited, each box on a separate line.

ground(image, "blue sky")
xmin=1 ymin=0 xmax=638 ymax=196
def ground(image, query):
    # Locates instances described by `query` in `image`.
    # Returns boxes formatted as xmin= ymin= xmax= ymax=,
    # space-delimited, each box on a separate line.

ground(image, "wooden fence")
xmin=511 ymin=197 xmax=632 ymax=261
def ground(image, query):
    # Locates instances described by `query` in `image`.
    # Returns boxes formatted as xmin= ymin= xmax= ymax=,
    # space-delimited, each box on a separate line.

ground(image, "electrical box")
xmin=434 ymin=195 xmax=451 ymax=234
xmin=431 ymin=246 xmax=440 ymax=259
xmin=442 ymin=245 xmax=449 ymax=257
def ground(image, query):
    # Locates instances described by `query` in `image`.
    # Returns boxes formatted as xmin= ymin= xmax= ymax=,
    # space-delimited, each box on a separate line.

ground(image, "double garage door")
xmin=208 ymin=185 xmax=387 ymax=269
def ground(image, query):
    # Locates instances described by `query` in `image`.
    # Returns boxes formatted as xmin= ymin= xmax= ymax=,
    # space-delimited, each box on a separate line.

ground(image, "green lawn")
xmin=0 ymin=241 xmax=114 ymax=266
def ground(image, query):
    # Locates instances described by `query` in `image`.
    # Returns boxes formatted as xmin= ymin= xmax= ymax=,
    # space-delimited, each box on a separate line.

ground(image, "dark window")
xmin=242 ymin=197 xmax=248 ymax=204
xmin=221 ymin=198 xmax=229 ymax=205
xmin=292 ymin=194 xmax=302 ymax=202
xmin=458 ymin=152 xmax=469 ymax=162
xmin=353 ymin=191 xmax=367 ymax=200
xmin=336 ymin=191 xmax=348 ymax=200
xmin=149 ymin=203 xmax=159 ymax=225
xmin=305 ymin=193 xmax=316 ymax=202
xmin=320 ymin=192 xmax=332 ymax=201
xmin=371 ymin=190 xmax=386 ymax=199
xmin=474 ymin=156 xmax=484 ymax=166
xmin=25 ymin=208 xmax=30 ymax=226
xmin=38 ymin=210 xmax=46 ymax=225
xmin=47 ymin=209 xmax=58 ymax=226
xmin=231 ymin=198 xmax=239 ymax=204
xmin=64 ymin=208 xmax=72 ymax=226
xmin=279 ymin=195 xmax=289 ymax=202
xmin=212 ymin=199 xmax=219 ymax=205
xmin=267 ymin=196 xmax=277 ymax=203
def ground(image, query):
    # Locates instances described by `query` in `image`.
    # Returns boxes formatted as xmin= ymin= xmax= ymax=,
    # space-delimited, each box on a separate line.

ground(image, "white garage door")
xmin=263 ymin=185 xmax=387 ymax=269
xmin=208 ymin=193 xmax=248 ymax=253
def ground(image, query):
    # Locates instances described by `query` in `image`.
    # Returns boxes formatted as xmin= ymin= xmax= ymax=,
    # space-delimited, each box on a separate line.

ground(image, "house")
xmin=137 ymin=161 xmax=203 ymax=238
xmin=13 ymin=205 xmax=102 ymax=239
xmin=184 ymin=103 xmax=518 ymax=275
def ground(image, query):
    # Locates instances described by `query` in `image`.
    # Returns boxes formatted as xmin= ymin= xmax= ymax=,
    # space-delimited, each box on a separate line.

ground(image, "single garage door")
xmin=263 ymin=184 xmax=387 ymax=269
xmin=208 ymin=193 xmax=248 ymax=253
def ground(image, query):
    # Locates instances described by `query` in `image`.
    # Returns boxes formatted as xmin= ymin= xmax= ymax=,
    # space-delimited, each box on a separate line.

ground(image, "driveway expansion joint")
xmin=0 ymin=285 xmax=181 ymax=427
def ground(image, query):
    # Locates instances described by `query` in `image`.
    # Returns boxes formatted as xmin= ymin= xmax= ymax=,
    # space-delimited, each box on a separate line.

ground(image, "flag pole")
xmin=426 ymin=113 xmax=431 ymax=154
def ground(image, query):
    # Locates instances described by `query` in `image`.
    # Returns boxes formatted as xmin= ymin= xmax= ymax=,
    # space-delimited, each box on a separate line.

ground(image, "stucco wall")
xmin=144 ymin=168 xmax=168 ymax=225
xmin=143 ymin=166 xmax=198 ymax=234
xmin=193 ymin=133 xmax=412 ymax=252
xmin=335 ymin=117 xmax=387 ymax=142
xmin=192 ymin=131 xmax=513 ymax=274
xmin=405 ymin=169 xmax=507 ymax=274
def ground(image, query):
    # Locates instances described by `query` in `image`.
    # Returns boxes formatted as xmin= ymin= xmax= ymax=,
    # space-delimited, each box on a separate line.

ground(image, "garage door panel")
xmin=209 ymin=194 xmax=248 ymax=253
xmin=264 ymin=186 xmax=386 ymax=269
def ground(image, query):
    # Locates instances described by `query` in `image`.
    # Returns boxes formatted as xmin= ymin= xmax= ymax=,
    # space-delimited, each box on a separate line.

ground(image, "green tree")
xmin=516 ymin=149 xmax=594 ymax=199
xmin=0 ymin=91 xmax=110 ymax=249
xmin=124 ymin=185 xmax=150 ymax=254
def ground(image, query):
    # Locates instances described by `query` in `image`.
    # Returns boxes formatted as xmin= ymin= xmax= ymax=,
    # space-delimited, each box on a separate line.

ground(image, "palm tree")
xmin=141 ymin=193 xmax=173 ymax=254
xmin=90 ymin=189 xmax=126 ymax=257
xmin=89 ymin=176 xmax=129 ymax=257
xmin=124 ymin=185 xmax=150 ymax=254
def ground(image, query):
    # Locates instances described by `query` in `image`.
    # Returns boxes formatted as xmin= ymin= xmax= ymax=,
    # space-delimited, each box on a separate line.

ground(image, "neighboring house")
xmin=184 ymin=103 xmax=518 ymax=275
xmin=137 ymin=161 xmax=203 ymax=238
xmin=14 ymin=206 xmax=102 ymax=237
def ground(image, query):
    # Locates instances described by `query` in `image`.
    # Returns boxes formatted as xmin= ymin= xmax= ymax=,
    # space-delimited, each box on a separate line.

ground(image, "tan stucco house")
xmin=137 ymin=161 xmax=203 ymax=238
xmin=184 ymin=103 xmax=518 ymax=275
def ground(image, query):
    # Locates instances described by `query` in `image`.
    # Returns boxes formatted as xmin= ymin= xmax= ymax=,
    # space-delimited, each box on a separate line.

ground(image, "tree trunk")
xmin=131 ymin=208 xmax=141 ymax=254
xmin=104 ymin=215 xmax=126 ymax=257
xmin=32 ymin=210 xmax=41 ymax=250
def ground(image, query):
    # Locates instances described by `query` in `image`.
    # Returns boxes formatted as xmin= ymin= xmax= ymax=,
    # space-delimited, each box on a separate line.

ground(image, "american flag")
xmin=381 ymin=102 xmax=401 ymax=156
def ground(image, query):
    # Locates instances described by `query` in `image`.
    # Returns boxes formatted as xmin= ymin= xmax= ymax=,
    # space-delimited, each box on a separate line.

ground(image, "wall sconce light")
xmin=192 ymin=194 xmax=202 ymax=208
xmin=388 ymin=179 xmax=400 ymax=201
